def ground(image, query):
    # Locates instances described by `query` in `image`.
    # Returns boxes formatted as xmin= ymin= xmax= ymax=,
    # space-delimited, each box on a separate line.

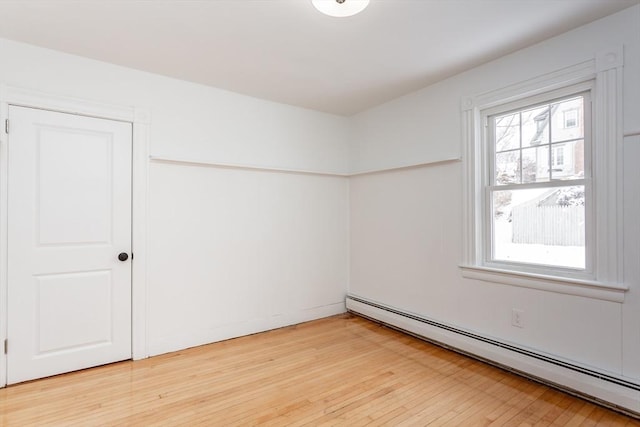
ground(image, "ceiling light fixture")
xmin=311 ymin=0 xmax=370 ymax=18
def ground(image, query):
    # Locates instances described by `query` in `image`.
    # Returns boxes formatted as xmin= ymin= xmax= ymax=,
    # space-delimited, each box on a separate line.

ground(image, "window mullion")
xmin=548 ymin=105 xmax=553 ymax=181
xmin=518 ymin=111 xmax=523 ymax=183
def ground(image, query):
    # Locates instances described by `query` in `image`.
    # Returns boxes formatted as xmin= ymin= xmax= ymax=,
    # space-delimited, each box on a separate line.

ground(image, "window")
xmin=563 ymin=109 xmax=578 ymax=128
xmin=460 ymin=48 xmax=626 ymax=301
xmin=552 ymin=145 xmax=564 ymax=168
xmin=487 ymin=90 xmax=590 ymax=272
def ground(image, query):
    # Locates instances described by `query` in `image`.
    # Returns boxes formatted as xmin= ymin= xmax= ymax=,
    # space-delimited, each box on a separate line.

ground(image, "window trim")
xmin=460 ymin=265 xmax=626 ymax=303
xmin=460 ymin=47 xmax=627 ymax=302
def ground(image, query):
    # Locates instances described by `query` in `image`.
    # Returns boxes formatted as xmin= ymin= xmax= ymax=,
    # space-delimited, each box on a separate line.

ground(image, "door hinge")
xmin=4 ymin=119 xmax=8 ymax=134
xmin=3 ymin=339 xmax=7 ymax=355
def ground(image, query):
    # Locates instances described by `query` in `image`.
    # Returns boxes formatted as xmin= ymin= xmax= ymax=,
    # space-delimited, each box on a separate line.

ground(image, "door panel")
xmin=36 ymin=270 xmax=113 ymax=354
xmin=37 ymin=127 xmax=113 ymax=245
xmin=7 ymin=106 xmax=132 ymax=384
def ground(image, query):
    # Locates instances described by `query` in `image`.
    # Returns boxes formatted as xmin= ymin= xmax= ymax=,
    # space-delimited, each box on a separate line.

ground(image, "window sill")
xmin=459 ymin=265 xmax=627 ymax=303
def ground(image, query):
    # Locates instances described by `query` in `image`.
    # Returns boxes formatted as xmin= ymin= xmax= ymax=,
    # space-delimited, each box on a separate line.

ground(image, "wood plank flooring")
xmin=0 ymin=314 xmax=638 ymax=426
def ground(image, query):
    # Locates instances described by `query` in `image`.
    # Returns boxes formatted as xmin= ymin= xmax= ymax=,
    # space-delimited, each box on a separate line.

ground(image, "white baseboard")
xmin=346 ymin=295 xmax=640 ymax=415
xmin=147 ymin=301 xmax=346 ymax=357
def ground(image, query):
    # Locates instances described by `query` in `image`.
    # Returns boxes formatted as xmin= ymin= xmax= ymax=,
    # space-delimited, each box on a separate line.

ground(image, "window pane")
xmin=551 ymin=97 xmax=584 ymax=142
xmin=522 ymin=106 xmax=549 ymax=147
xmin=495 ymin=150 xmax=519 ymax=185
xmin=495 ymin=112 xmax=520 ymax=152
xmin=551 ymin=140 xmax=584 ymax=180
xmin=522 ymin=146 xmax=549 ymax=183
xmin=492 ymin=187 xmax=585 ymax=269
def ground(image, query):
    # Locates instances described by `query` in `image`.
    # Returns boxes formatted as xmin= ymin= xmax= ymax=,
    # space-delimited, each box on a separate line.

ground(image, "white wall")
xmin=0 ymin=39 xmax=351 ymax=174
xmin=148 ymin=164 xmax=348 ymax=355
xmin=349 ymin=3 xmax=640 ymax=390
xmin=0 ymin=37 xmax=350 ymax=356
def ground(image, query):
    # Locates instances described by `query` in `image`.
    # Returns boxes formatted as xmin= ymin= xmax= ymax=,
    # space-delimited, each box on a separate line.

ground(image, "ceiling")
xmin=0 ymin=0 xmax=637 ymax=116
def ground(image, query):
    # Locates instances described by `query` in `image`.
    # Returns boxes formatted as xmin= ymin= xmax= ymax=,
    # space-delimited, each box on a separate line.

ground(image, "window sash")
xmin=482 ymin=89 xmax=593 ymax=277
xmin=484 ymin=182 xmax=590 ymax=271
xmin=487 ymin=92 xmax=589 ymax=187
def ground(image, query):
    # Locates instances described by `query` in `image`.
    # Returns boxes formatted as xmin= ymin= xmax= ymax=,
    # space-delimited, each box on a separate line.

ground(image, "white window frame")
xmin=482 ymin=85 xmax=593 ymax=278
xmin=460 ymin=47 xmax=627 ymax=303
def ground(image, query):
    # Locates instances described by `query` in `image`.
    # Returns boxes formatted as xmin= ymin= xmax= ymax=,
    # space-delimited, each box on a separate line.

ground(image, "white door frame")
xmin=0 ymin=85 xmax=150 ymax=387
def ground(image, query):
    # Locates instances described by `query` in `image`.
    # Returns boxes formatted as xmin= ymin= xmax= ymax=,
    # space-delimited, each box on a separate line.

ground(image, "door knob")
xmin=118 ymin=252 xmax=129 ymax=262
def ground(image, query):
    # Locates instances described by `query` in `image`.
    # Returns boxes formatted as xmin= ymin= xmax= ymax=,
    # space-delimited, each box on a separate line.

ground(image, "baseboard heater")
xmin=346 ymin=294 xmax=640 ymax=393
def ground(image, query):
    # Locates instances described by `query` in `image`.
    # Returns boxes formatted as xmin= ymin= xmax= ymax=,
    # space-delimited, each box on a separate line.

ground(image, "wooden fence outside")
xmin=512 ymin=205 xmax=584 ymax=246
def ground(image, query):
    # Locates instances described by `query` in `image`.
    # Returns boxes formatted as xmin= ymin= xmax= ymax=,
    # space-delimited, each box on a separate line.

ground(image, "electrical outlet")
xmin=512 ymin=309 xmax=524 ymax=328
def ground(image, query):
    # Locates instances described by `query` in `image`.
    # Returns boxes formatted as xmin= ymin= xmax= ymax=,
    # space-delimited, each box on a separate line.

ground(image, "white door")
xmin=7 ymin=106 xmax=132 ymax=384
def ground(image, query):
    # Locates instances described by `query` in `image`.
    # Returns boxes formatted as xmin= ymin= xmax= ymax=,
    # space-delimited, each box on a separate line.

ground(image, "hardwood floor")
xmin=0 ymin=314 xmax=638 ymax=426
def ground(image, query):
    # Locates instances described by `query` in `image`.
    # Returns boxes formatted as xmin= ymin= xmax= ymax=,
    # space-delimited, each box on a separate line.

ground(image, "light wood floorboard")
xmin=0 ymin=314 xmax=638 ymax=426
